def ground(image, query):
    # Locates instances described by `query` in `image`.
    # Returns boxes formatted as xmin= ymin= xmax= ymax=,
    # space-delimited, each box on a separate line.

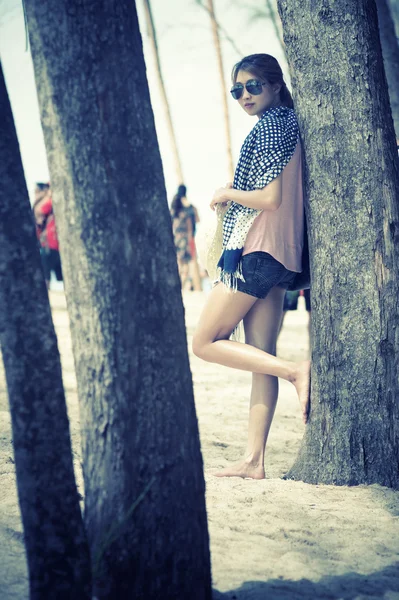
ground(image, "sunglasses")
xmin=230 ymin=79 xmax=267 ymax=100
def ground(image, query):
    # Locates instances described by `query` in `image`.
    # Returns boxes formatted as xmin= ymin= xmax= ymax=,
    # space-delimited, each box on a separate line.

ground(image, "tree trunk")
xmin=377 ymin=0 xmax=399 ymax=135
xmin=207 ymin=0 xmax=235 ymax=181
xmin=142 ymin=0 xmax=185 ymax=186
xmin=277 ymin=0 xmax=399 ymax=488
xmin=24 ymin=1 xmax=212 ymax=598
xmin=0 ymin=64 xmax=91 ymax=599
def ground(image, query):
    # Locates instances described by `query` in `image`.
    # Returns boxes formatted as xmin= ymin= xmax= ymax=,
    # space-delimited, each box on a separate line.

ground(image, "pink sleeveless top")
xmin=243 ymin=142 xmax=304 ymax=272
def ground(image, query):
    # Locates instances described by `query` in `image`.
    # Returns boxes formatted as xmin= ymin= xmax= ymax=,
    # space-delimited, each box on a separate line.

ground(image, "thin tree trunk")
xmin=142 ymin=0 xmax=184 ymax=186
xmin=0 ymin=63 xmax=91 ymax=599
xmin=277 ymin=0 xmax=399 ymax=487
xmin=376 ymin=0 xmax=399 ymax=135
xmin=266 ymin=0 xmax=285 ymax=50
xmin=388 ymin=0 xmax=399 ymax=41
xmin=24 ymin=1 xmax=212 ymax=598
xmin=207 ymin=0 xmax=235 ymax=181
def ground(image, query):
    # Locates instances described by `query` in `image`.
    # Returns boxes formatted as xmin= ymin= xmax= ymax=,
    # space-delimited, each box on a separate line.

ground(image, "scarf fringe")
xmin=217 ymin=261 xmax=245 ymax=292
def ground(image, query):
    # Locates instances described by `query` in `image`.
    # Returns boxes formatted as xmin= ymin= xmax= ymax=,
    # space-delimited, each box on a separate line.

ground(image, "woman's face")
xmin=234 ymin=70 xmax=281 ymax=118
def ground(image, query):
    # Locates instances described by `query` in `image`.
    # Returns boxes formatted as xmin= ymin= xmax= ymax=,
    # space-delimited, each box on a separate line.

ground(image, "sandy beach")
xmin=1 ymin=290 xmax=399 ymax=599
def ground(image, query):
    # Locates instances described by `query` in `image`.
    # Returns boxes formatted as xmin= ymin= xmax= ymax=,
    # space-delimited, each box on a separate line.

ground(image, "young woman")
xmin=192 ymin=54 xmax=310 ymax=480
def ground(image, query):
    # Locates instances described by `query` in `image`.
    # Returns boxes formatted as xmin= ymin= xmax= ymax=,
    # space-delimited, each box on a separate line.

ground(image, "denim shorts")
xmin=236 ymin=252 xmax=296 ymax=299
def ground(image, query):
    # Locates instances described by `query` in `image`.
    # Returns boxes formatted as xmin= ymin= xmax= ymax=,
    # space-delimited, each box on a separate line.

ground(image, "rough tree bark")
xmin=377 ymin=0 xmax=399 ymax=135
xmin=24 ymin=1 xmax=212 ymax=598
xmin=142 ymin=0 xmax=185 ymax=186
xmin=277 ymin=0 xmax=399 ymax=487
xmin=0 ymin=63 xmax=91 ymax=599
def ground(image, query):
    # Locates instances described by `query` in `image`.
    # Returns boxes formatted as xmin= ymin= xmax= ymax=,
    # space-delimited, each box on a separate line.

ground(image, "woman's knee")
xmin=192 ymin=332 xmax=209 ymax=359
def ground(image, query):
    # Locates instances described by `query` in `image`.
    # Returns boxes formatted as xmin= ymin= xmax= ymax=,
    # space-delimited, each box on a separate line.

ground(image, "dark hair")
xmin=231 ymin=54 xmax=293 ymax=109
xmin=35 ymin=182 xmax=50 ymax=191
xmin=171 ymin=184 xmax=187 ymax=218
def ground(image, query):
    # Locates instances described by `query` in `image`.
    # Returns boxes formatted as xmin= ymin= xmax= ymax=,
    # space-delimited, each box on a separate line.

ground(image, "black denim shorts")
xmin=236 ymin=252 xmax=296 ymax=299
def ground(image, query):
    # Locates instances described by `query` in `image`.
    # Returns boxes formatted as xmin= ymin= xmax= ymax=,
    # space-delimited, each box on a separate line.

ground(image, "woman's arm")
xmin=210 ymin=175 xmax=282 ymax=212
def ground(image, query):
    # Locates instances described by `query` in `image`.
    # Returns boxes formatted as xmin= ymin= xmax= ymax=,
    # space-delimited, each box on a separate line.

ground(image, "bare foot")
xmin=214 ymin=460 xmax=265 ymax=479
xmin=291 ymin=360 xmax=311 ymax=424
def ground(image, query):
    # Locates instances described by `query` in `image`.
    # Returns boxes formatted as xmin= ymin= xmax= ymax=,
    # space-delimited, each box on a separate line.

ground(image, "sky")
xmin=0 ymin=0 xmax=287 ymax=223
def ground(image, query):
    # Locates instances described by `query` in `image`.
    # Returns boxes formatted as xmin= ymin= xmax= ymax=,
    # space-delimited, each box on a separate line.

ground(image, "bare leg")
xmin=177 ymin=259 xmax=190 ymax=289
xmin=278 ymin=310 xmax=287 ymax=336
xmin=214 ymin=287 xmax=284 ymax=478
xmin=193 ymin=282 xmax=310 ymax=473
xmin=192 ymin=283 xmax=310 ymax=420
xmin=189 ymin=257 xmax=203 ymax=291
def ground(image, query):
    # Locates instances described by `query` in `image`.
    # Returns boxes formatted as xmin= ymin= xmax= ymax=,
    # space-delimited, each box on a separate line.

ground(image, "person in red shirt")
xmin=33 ymin=183 xmax=63 ymax=288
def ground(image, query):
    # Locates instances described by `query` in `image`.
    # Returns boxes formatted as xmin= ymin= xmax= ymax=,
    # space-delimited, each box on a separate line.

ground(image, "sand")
xmin=1 ymin=290 xmax=398 ymax=600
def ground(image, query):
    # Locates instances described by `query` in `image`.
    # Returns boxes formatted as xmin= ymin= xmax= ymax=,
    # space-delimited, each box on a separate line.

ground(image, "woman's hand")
xmin=210 ymin=182 xmax=233 ymax=211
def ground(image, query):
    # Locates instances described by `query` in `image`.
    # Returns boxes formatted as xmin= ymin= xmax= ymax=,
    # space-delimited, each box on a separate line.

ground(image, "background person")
xmin=179 ymin=184 xmax=202 ymax=291
xmin=171 ymin=185 xmax=194 ymax=289
xmin=33 ymin=182 xmax=63 ymax=289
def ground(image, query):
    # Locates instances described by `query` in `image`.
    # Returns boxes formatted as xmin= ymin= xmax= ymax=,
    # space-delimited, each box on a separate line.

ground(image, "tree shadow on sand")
xmin=213 ymin=563 xmax=399 ymax=600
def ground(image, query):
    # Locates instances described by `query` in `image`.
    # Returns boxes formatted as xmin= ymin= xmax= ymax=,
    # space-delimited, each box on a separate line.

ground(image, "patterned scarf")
xmin=217 ymin=107 xmax=299 ymax=290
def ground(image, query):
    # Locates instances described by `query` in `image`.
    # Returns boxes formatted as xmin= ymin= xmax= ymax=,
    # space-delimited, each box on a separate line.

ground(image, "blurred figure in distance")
xmin=33 ymin=182 xmax=63 ymax=290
